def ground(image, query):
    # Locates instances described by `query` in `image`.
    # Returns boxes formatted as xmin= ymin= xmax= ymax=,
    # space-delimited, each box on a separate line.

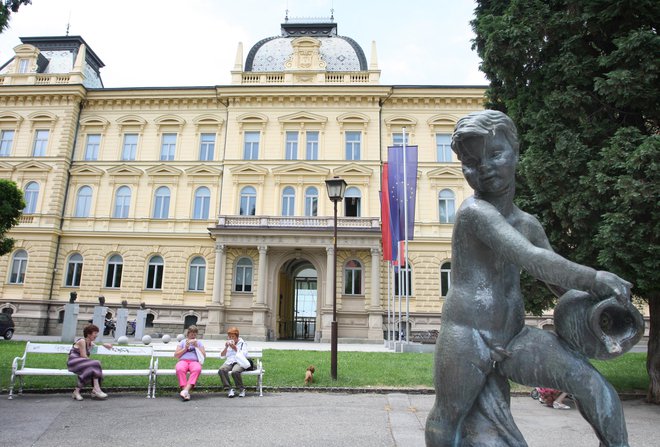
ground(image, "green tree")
xmin=472 ymin=0 xmax=660 ymax=403
xmin=0 ymin=0 xmax=32 ymax=33
xmin=0 ymin=179 xmax=25 ymax=255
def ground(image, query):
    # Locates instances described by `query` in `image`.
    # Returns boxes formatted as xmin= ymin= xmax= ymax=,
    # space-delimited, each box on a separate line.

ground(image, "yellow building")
xmin=0 ymin=19 xmax=485 ymax=341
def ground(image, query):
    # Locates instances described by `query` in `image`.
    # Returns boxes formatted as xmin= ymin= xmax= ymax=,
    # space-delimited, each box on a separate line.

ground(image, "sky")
xmin=0 ymin=0 xmax=487 ymax=88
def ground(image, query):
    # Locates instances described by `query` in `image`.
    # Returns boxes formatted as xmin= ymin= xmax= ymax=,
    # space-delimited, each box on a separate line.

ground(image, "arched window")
xmin=239 ymin=186 xmax=256 ymax=216
xmin=234 ymin=257 xmax=253 ymax=292
xmin=105 ymin=254 xmax=123 ymax=288
xmin=153 ymin=186 xmax=170 ymax=219
xmin=9 ymin=249 xmax=28 ymax=284
xmin=193 ymin=187 xmax=210 ymax=220
xmin=304 ymin=186 xmax=318 ymax=217
xmin=281 ymin=186 xmax=295 ymax=216
xmin=65 ymin=253 xmax=84 ymax=287
xmin=344 ymin=259 xmax=363 ymax=295
xmin=74 ymin=186 xmax=92 ymax=218
xmin=113 ymin=186 xmax=131 ymax=218
xmin=344 ymin=187 xmax=361 ymax=217
xmin=23 ymin=182 xmax=39 ymax=214
xmin=439 ymin=189 xmax=456 ymax=223
xmin=145 ymin=313 xmax=155 ymax=328
xmin=146 ymin=255 xmax=164 ymax=290
xmin=440 ymin=261 xmax=452 ymax=297
xmin=394 ymin=262 xmax=412 ymax=297
xmin=188 ymin=256 xmax=206 ymax=291
xmin=184 ymin=315 xmax=198 ymax=330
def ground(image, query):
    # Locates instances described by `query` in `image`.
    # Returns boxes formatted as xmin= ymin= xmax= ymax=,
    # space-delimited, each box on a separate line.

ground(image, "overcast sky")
xmin=0 ymin=0 xmax=487 ymax=88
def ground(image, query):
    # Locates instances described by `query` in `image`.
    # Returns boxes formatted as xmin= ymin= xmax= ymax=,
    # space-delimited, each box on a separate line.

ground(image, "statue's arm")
xmin=464 ymin=202 xmax=597 ymax=291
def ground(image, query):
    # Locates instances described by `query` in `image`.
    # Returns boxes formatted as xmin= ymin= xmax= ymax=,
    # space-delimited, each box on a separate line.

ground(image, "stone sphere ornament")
xmin=176 ymin=333 xmax=184 ymax=342
xmin=142 ymin=335 xmax=152 ymax=345
xmin=117 ymin=335 xmax=129 ymax=345
xmin=161 ymin=334 xmax=171 ymax=344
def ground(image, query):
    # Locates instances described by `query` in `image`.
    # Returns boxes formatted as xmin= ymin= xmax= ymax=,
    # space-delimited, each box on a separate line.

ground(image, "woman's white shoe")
xmin=91 ymin=389 xmax=108 ymax=399
xmin=72 ymin=390 xmax=83 ymax=401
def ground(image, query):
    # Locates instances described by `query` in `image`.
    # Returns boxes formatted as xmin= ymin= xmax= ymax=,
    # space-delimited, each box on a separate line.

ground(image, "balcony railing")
xmin=217 ymin=215 xmax=379 ymax=229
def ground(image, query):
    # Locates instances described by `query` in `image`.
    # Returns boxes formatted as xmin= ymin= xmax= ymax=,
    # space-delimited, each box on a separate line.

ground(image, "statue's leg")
xmin=426 ymin=326 xmax=490 ymax=447
xmin=499 ymin=327 xmax=629 ymax=447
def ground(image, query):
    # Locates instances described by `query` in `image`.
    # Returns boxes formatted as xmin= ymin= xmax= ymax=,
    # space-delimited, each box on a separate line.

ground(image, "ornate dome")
xmin=245 ymin=19 xmax=367 ymax=72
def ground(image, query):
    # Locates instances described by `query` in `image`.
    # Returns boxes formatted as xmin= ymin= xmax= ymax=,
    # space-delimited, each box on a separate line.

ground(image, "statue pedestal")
xmin=115 ymin=308 xmax=129 ymax=339
xmin=134 ymin=309 xmax=148 ymax=339
xmin=205 ymin=305 xmax=225 ymax=339
xmin=92 ymin=306 xmax=108 ymax=336
xmin=61 ymin=303 xmax=79 ymax=342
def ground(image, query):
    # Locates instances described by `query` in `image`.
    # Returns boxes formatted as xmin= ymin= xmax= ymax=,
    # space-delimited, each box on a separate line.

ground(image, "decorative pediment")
xmin=230 ymin=164 xmax=268 ymax=176
xmin=154 ymin=114 xmax=186 ymax=134
xmin=0 ymin=161 xmax=14 ymax=175
xmin=427 ymin=167 xmax=464 ymax=180
xmin=278 ymin=111 xmax=328 ymax=124
xmin=427 ymin=114 xmax=460 ymax=132
xmin=15 ymin=160 xmax=52 ymax=172
xmin=145 ymin=164 xmax=183 ymax=177
xmin=384 ymin=115 xmax=417 ymax=136
xmin=116 ymin=115 xmax=147 ymax=133
xmin=237 ymin=113 xmax=268 ymax=124
xmin=272 ymin=163 xmax=330 ymax=177
xmin=80 ymin=116 xmax=110 ymax=132
xmin=107 ymin=164 xmax=143 ymax=176
xmin=27 ymin=111 xmax=58 ymax=128
xmin=0 ymin=111 xmax=24 ymax=125
xmin=333 ymin=163 xmax=373 ymax=177
xmin=185 ymin=165 xmax=223 ymax=177
xmin=70 ymin=164 xmax=104 ymax=176
xmin=337 ymin=112 xmax=369 ymax=131
xmin=192 ymin=114 xmax=224 ymax=133
xmin=237 ymin=113 xmax=268 ymax=133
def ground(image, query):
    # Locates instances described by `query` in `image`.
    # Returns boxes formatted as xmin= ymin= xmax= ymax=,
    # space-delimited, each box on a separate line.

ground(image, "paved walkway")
xmin=1 ymin=392 xmax=658 ymax=447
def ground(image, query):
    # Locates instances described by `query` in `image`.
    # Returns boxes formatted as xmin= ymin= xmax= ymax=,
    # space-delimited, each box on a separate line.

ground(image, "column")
xmin=207 ymin=243 xmax=226 ymax=338
xmin=325 ymin=246 xmax=335 ymax=308
xmin=368 ymin=247 xmax=384 ymax=341
xmin=211 ymin=243 xmax=226 ymax=305
xmin=256 ymin=245 xmax=268 ymax=305
xmin=370 ymin=248 xmax=382 ymax=308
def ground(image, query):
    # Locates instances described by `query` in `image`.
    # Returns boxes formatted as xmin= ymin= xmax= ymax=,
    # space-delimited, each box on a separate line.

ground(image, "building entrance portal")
xmin=278 ymin=259 xmax=317 ymax=340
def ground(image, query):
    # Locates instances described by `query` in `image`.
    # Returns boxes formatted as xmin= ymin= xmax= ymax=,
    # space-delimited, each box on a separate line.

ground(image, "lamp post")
xmin=325 ymin=176 xmax=347 ymax=380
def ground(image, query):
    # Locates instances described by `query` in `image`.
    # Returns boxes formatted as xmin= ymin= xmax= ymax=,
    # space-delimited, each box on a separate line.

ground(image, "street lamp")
xmin=325 ymin=176 xmax=347 ymax=380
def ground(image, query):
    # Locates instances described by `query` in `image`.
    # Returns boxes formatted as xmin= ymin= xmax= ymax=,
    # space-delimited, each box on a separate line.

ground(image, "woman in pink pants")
xmin=174 ymin=325 xmax=206 ymax=401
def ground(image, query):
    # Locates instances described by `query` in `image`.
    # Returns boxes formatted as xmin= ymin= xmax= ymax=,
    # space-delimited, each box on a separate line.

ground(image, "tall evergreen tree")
xmin=0 ymin=179 xmax=25 ymax=256
xmin=472 ymin=0 xmax=659 ymax=403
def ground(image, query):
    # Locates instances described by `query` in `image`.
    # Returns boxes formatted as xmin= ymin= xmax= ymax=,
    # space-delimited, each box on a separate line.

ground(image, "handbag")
xmin=195 ymin=347 xmax=205 ymax=365
xmin=235 ymin=350 xmax=250 ymax=369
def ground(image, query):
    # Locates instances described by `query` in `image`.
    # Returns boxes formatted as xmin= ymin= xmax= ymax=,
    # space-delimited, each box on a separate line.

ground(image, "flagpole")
xmin=390 ymin=262 xmax=395 ymax=348
xmin=386 ymin=261 xmax=391 ymax=347
xmin=402 ymin=127 xmax=410 ymax=344
xmin=397 ymin=241 xmax=402 ymax=349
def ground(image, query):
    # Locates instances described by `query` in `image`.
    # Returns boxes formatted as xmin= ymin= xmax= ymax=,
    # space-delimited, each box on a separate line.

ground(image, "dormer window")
xmin=18 ymin=59 xmax=29 ymax=73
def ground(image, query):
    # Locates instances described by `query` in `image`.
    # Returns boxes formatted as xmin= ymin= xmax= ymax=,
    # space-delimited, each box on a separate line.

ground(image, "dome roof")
xmin=245 ymin=20 xmax=367 ymax=72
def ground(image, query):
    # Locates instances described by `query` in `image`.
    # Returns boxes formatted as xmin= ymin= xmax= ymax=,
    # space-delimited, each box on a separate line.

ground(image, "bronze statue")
xmin=425 ymin=110 xmax=643 ymax=447
xmin=68 ymin=291 xmax=77 ymax=303
xmin=98 ymin=295 xmax=105 ymax=306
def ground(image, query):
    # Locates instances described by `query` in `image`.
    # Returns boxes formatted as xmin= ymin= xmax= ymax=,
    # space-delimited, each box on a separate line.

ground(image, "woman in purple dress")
xmin=67 ymin=324 xmax=112 ymax=400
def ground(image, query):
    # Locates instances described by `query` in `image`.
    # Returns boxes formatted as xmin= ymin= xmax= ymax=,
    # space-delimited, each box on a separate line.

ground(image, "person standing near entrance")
xmin=219 ymin=327 xmax=249 ymax=397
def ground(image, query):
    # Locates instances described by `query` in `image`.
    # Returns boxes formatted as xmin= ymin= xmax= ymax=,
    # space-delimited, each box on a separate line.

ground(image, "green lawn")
xmin=0 ymin=341 xmax=648 ymax=395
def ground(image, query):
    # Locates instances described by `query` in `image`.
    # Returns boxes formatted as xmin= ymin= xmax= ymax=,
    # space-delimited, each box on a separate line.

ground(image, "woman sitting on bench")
xmin=67 ymin=324 xmax=113 ymax=401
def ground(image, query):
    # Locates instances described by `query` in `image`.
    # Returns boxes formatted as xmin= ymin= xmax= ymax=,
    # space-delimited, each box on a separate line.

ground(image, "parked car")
xmin=0 ymin=313 xmax=15 ymax=340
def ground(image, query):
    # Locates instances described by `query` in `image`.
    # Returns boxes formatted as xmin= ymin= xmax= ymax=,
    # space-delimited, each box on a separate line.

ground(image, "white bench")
xmin=8 ymin=341 xmax=154 ymax=399
xmin=150 ymin=346 xmax=264 ymax=398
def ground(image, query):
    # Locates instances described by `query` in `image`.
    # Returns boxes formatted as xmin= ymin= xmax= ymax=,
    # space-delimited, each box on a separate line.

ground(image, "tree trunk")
xmin=647 ymin=295 xmax=660 ymax=404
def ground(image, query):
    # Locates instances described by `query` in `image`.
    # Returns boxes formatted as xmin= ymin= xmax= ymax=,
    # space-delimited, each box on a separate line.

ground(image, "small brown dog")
xmin=304 ymin=365 xmax=315 ymax=385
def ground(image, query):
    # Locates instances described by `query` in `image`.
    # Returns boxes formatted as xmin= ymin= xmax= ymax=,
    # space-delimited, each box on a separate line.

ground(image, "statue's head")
xmin=98 ymin=295 xmax=105 ymax=306
xmin=121 ymin=299 xmax=128 ymax=308
xmin=69 ymin=291 xmax=77 ymax=303
xmin=452 ymin=110 xmax=519 ymax=159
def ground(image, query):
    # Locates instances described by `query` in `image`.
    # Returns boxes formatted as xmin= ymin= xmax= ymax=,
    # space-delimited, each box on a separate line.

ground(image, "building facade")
xmin=0 ymin=20 xmax=485 ymax=341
